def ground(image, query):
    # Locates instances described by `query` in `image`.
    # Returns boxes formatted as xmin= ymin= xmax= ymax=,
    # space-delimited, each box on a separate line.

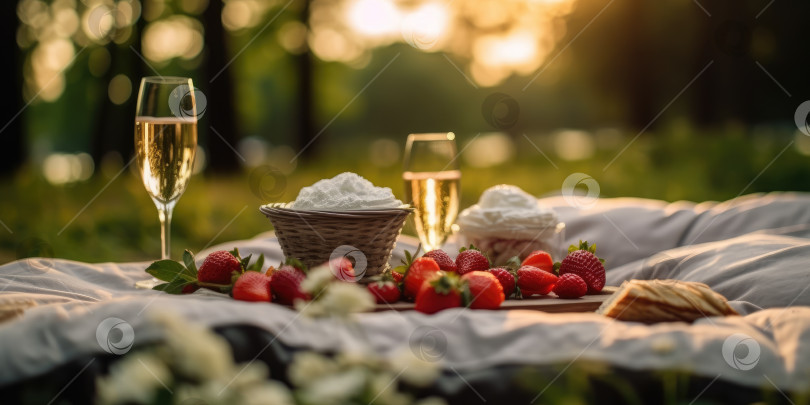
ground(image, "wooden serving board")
xmin=374 ymin=286 xmax=618 ymax=313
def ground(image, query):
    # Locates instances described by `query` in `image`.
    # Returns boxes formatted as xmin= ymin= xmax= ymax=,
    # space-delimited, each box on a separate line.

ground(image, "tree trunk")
xmin=203 ymin=0 xmax=241 ymax=173
xmin=0 ymin=0 xmax=26 ymax=177
xmin=296 ymin=0 xmax=316 ymax=159
xmin=91 ymin=6 xmax=145 ymax=169
xmin=623 ymin=0 xmax=654 ymax=130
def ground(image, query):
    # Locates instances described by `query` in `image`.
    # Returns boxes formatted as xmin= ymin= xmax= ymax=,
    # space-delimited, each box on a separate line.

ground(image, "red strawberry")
xmin=328 ymin=257 xmax=356 ymax=282
xmin=368 ymin=281 xmax=401 ymax=304
xmin=233 ymin=272 xmax=272 ymax=302
xmin=553 ymin=273 xmax=587 ymax=299
xmin=517 ymin=265 xmax=558 ymax=296
xmin=181 ymin=284 xmax=199 ymax=294
xmin=391 ymin=271 xmax=404 ymax=283
xmin=461 ymin=271 xmax=504 ymax=309
xmin=424 ymin=250 xmax=457 ymax=273
xmin=455 ymin=247 xmax=489 ymax=275
xmin=558 ymin=241 xmax=605 ymax=293
xmin=270 ymin=263 xmax=309 ymax=305
xmin=522 ymin=250 xmax=554 ymax=273
xmin=403 ymin=257 xmax=441 ymax=299
xmin=198 ymin=251 xmax=242 ymax=284
xmin=488 ymin=267 xmax=516 ymax=298
xmin=415 ymin=273 xmax=462 ymax=314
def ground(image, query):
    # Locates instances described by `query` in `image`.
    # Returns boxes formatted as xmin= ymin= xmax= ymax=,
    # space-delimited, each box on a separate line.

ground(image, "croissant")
xmin=597 ymin=279 xmax=738 ymax=323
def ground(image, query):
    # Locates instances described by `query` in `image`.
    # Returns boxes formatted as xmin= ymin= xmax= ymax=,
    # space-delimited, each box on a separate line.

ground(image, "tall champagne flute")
xmin=134 ymin=77 xmax=198 ymax=267
xmin=403 ymin=133 xmax=460 ymax=252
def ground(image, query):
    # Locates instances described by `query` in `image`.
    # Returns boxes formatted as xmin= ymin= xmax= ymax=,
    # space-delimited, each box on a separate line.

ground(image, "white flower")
xmin=297 ymin=281 xmax=375 ymax=318
xmin=336 ymin=351 xmax=379 ymax=369
xmin=288 ymin=351 xmax=339 ymax=387
xmin=151 ymin=311 xmax=233 ymax=381
xmin=173 ymin=381 xmax=229 ymax=405
xmin=368 ymin=372 xmax=411 ymax=405
xmin=294 ymin=298 xmax=327 ymax=317
xmin=230 ymin=362 xmax=270 ymax=388
xmin=298 ymin=367 xmax=367 ymax=405
xmin=239 ymin=381 xmax=296 ymax=405
xmin=300 ymin=265 xmax=335 ymax=296
xmin=96 ymin=352 xmax=172 ymax=405
xmin=390 ymin=350 xmax=440 ymax=387
xmin=318 ymin=282 xmax=375 ymax=317
xmin=414 ymin=397 xmax=448 ymax=405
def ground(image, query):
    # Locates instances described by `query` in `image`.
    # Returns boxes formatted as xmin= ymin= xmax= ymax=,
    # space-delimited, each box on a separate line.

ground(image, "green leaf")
xmin=182 ymin=250 xmax=198 ymax=276
xmin=461 ymin=282 xmax=472 ymax=307
xmin=246 ymin=254 xmax=265 ymax=272
xmin=153 ymin=278 xmax=194 ymax=295
xmin=504 ymin=256 xmax=522 ymax=271
xmin=146 ymin=260 xmax=196 ymax=283
xmin=553 ymin=262 xmax=561 ymax=275
xmin=430 ymin=272 xmax=456 ymax=295
xmin=284 ymin=257 xmax=307 ymax=272
xmin=239 ymin=254 xmax=252 ymax=273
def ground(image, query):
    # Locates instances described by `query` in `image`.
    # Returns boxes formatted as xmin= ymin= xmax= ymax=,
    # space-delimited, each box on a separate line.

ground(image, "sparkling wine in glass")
xmin=134 ymin=77 xmax=197 ymax=270
xmin=403 ymin=133 xmax=460 ymax=252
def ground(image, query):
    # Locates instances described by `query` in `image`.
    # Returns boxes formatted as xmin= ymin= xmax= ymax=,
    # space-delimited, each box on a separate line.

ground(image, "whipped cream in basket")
xmin=291 ymin=172 xmax=403 ymax=211
xmin=457 ymin=185 xmax=559 ymax=239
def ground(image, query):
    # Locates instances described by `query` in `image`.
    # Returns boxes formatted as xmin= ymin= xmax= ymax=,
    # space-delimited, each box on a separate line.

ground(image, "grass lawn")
xmin=2 ymin=128 xmax=808 ymax=264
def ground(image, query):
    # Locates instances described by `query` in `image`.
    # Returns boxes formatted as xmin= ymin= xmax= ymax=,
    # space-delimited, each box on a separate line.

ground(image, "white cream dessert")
xmin=291 ymin=172 xmax=403 ymax=211
xmin=456 ymin=185 xmax=563 ymax=263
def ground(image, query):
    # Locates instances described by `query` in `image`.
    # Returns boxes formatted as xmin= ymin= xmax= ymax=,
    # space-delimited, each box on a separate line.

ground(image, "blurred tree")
xmin=90 ymin=17 xmax=144 ymax=167
xmin=621 ymin=0 xmax=654 ymax=129
xmin=0 ymin=0 xmax=26 ymax=177
xmin=296 ymin=0 xmax=316 ymax=159
xmin=203 ymin=0 xmax=241 ymax=173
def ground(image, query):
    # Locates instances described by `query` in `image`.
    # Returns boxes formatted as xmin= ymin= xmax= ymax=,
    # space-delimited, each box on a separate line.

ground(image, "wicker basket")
xmin=259 ymin=204 xmax=413 ymax=277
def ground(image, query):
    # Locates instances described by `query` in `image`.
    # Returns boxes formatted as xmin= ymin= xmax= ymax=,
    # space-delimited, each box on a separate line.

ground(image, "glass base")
xmin=134 ymin=278 xmax=163 ymax=289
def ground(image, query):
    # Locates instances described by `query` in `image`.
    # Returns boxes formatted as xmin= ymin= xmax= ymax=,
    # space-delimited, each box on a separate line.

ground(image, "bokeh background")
xmin=2 ymin=0 xmax=809 ymax=263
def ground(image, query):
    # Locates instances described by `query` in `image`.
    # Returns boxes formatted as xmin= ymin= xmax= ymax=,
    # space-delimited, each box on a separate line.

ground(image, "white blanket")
xmin=1 ymin=192 xmax=810 ymax=393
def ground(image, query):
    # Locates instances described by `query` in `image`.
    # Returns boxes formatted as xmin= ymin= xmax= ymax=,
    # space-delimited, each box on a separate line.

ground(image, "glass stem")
xmin=157 ymin=201 xmax=175 ymax=260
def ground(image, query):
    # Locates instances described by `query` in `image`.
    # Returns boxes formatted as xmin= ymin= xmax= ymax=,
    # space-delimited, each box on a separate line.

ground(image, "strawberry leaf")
xmin=153 ymin=278 xmax=194 ymax=294
xmin=182 ymin=250 xmax=198 ymax=276
xmin=400 ymin=247 xmax=419 ymax=269
xmin=460 ymin=281 xmax=472 ymax=307
xmin=430 ymin=272 xmax=455 ymax=295
xmin=504 ymin=256 xmax=522 ymax=272
xmin=552 ymin=262 xmax=561 ymax=275
xmin=246 ymin=254 xmax=265 ymax=272
xmin=146 ymin=260 xmax=196 ymax=283
xmin=284 ymin=257 xmax=308 ymax=272
xmin=239 ymin=254 xmax=252 ymax=273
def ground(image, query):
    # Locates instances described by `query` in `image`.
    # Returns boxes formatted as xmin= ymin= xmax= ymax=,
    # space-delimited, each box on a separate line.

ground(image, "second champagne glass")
xmin=134 ymin=77 xmax=198 ymax=262
xmin=402 ymin=133 xmax=460 ymax=252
